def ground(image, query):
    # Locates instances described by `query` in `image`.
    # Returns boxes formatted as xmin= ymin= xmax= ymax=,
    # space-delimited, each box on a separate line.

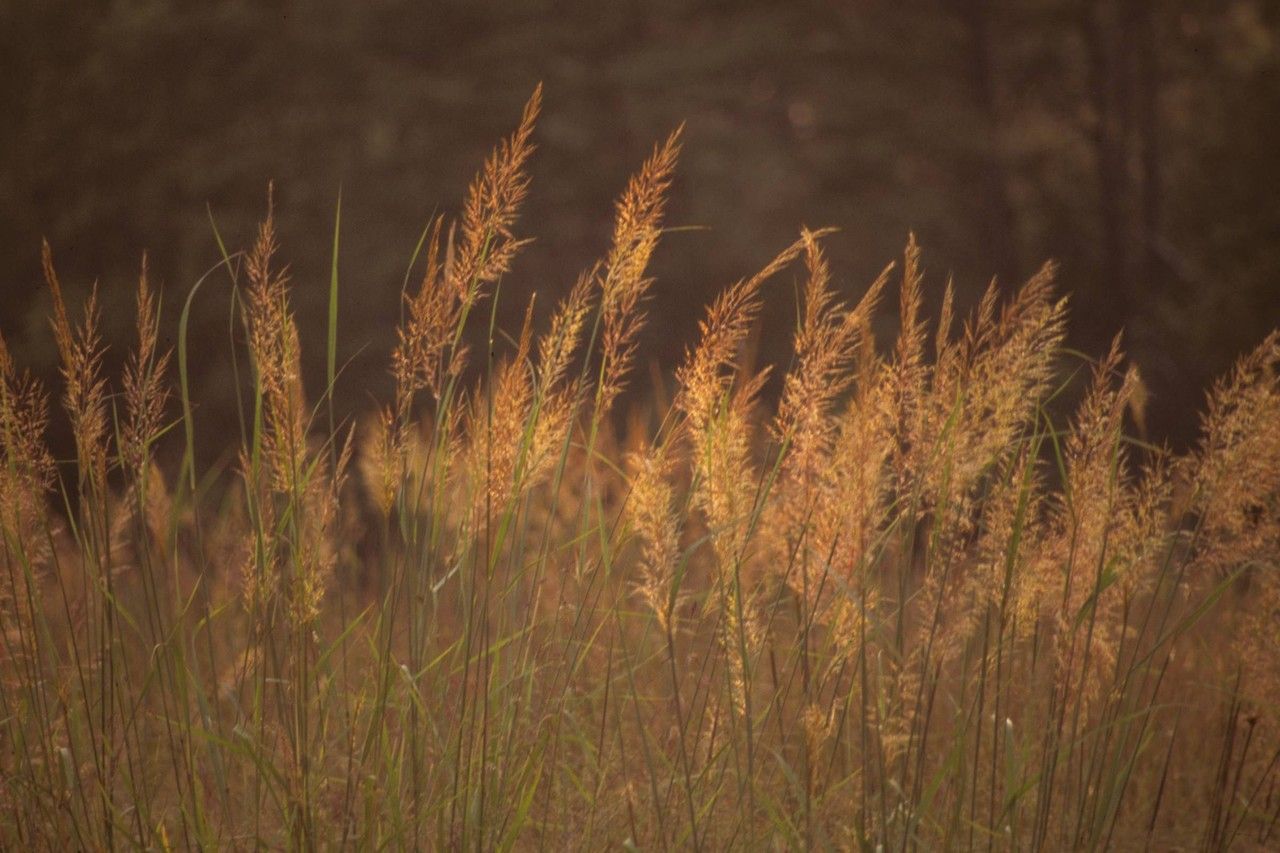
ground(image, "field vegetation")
xmin=2 ymin=88 xmax=1279 ymax=849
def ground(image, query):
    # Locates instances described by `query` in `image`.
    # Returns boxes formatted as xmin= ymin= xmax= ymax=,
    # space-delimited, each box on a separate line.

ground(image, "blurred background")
xmin=2 ymin=0 xmax=1277 ymax=454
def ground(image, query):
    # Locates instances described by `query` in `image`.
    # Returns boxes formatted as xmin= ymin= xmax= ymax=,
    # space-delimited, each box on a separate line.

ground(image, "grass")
xmin=2 ymin=86 xmax=1279 ymax=850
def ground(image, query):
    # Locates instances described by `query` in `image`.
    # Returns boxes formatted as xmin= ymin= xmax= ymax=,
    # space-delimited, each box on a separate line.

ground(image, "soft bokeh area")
xmin=3 ymin=1 xmax=1277 ymax=450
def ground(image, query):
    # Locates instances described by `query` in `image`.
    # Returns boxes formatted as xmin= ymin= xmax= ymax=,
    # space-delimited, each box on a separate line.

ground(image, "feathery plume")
xmin=676 ymin=234 xmax=811 ymax=436
xmin=44 ymin=240 xmax=110 ymax=502
xmin=122 ymin=253 xmax=171 ymax=475
xmin=0 ymin=331 xmax=55 ymax=686
xmin=0 ymin=331 xmax=55 ymax=550
xmin=769 ymin=230 xmax=889 ymax=612
xmin=387 ymin=87 xmax=544 ymax=519
xmin=451 ymin=85 xmax=542 ymax=308
xmin=1188 ymin=332 xmax=1280 ymax=709
xmin=1036 ymin=337 xmax=1138 ymax=699
xmin=239 ymin=190 xmax=346 ymax=627
xmin=676 ymin=234 xmax=814 ymax=714
xmin=597 ymin=129 xmax=682 ymax=416
xmin=538 ymin=268 xmax=594 ymax=400
xmin=1190 ymin=331 xmax=1280 ymax=572
xmin=628 ymin=441 xmax=683 ymax=632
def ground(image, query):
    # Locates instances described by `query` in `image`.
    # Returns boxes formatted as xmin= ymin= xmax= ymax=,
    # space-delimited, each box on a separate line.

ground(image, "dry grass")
xmin=2 ymin=88 xmax=1279 ymax=850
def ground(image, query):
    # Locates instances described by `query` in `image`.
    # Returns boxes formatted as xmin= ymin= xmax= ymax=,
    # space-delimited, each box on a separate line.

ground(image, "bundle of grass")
xmin=1 ymin=88 xmax=1278 ymax=850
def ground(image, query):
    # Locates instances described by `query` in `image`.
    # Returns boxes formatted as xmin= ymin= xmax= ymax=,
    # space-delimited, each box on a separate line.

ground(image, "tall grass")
xmin=2 ymin=88 xmax=1279 ymax=850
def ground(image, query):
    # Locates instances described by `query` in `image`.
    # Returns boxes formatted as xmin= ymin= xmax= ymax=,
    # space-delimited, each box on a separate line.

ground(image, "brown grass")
xmin=2 ymin=87 xmax=1279 ymax=850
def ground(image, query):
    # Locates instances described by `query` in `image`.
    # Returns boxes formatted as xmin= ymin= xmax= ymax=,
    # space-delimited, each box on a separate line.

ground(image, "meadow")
xmin=2 ymin=86 xmax=1278 ymax=850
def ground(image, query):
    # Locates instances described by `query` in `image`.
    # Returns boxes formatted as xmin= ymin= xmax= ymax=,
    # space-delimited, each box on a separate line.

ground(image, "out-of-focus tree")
xmin=1 ymin=0 xmax=1276 ymax=451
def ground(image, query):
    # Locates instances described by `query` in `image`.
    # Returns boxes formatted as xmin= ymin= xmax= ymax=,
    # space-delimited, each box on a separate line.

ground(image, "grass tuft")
xmin=2 ymin=89 xmax=1279 ymax=850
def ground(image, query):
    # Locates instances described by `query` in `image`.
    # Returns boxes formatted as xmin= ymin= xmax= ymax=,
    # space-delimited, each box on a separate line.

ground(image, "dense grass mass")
xmin=2 ymin=88 xmax=1279 ymax=850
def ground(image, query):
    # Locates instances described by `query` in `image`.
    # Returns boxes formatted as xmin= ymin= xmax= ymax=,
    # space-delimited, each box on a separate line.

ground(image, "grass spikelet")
xmin=463 ymin=297 xmax=538 ymax=530
xmin=821 ymin=373 xmax=896 ymax=608
xmin=1190 ymin=331 xmax=1280 ymax=572
xmin=0 ymin=329 xmax=56 ymax=674
xmin=537 ymin=268 xmax=594 ymax=401
xmin=360 ymin=406 xmax=400 ymax=520
xmin=888 ymin=232 xmax=929 ymax=494
xmin=773 ymin=229 xmax=887 ymax=463
xmin=676 ymin=233 xmax=808 ymax=437
xmin=386 ymin=88 xmax=543 ymax=529
xmin=1041 ymin=336 xmax=1138 ymax=698
xmin=243 ymin=188 xmax=307 ymax=498
xmin=451 ymin=85 xmax=541 ymax=308
xmin=597 ymin=128 xmax=682 ymax=417
xmin=240 ymin=189 xmax=346 ymax=636
xmin=674 ymin=236 xmax=814 ymax=721
xmin=44 ymin=240 xmax=110 ymax=504
xmin=924 ymin=262 xmax=1067 ymax=526
xmin=628 ymin=441 xmax=682 ymax=632
xmin=393 ymin=215 xmax=451 ymax=409
xmin=975 ymin=443 xmax=1046 ymax=622
xmin=770 ymin=230 xmax=889 ymax=611
xmin=122 ymin=253 xmax=171 ymax=476
xmin=1189 ymin=332 xmax=1280 ymax=710
xmin=0 ymin=332 xmax=55 ymax=545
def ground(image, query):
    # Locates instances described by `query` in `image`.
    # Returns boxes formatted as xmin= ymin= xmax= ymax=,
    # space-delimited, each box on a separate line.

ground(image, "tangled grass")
xmin=2 ymin=87 xmax=1279 ymax=850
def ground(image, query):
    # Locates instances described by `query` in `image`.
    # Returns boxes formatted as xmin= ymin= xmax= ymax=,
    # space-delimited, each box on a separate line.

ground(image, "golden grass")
xmin=2 ymin=87 xmax=1279 ymax=850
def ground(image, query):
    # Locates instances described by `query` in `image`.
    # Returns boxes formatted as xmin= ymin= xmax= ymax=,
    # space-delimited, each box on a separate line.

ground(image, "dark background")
xmin=2 ymin=0 xmax=1277 ymax=453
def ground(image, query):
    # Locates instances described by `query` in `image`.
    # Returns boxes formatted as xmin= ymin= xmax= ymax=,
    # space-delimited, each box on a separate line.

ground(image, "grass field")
xmin=2 ymin=87 xmax=1279 ymax=850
